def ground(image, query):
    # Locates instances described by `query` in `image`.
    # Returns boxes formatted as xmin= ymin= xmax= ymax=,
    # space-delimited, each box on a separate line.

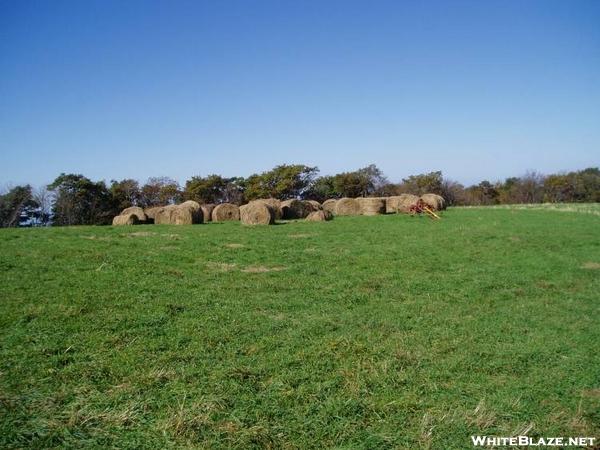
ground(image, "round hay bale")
xmin=385 ymin=196 xmax=403 ymax=214
xmin=112 ymin=213 xmax=140 ymax=226
xmin=200 ymin=203 xmax=215 ymax=222
xmin=212 ymin=203 xmax=240 ymax=222
xmin=240 ymin=203 xmax=275 ymax=225
xmin=120 ymin=206 xmax=147 ymax=222
xmin=144 ymin=206 xmax=162 ymax=223
xmin=172 ymin=206 xmax=195 ymax=225
xmin=420 ymin=193 xmax=446 ymax=211
xmin=334 ymin=197 xmax=361 ymax=216
xmin=322 ymin=199 xmax=337 ymax=214
xmin=281 ymin=199 xmax=312 ymax=219
xmin=249 ymin=198 xmax=282 ymax=220
xmin=396 ymin=194 xmax=420 ymax=213
xmin=304 ymin=200 xmax=322 ymax=211
xmin=154 ymin=205 xmax=176 ymax=224
xmin=306 ymin=210 xmax=333 ymax=222
xmin=179 ymin=200 xmax=203 ymax=223
xmin=357 ymin=197 xmax=386 ymax=215
xmin=180 ymin=200 xmax=200 ymax=211
xmin=153 ymin=204 xmax=202 ymax=225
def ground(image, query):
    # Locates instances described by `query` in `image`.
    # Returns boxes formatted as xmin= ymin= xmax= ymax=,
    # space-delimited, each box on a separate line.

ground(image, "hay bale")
xmin=305 ymin=200 xmax=322 ymax=211
xmin=212 ymin=203 xmax=240 ymax=221
xmin=281 ymin=199 xmax=312 ymax=219
xmin=420 ymin=193 xmax=446 ymax=211
xmin=154 ymin=205 xmax=175 ymax=224
xmin=334 ymin=197 xmax=361 ymax=216
xmin=357 ymin=197 xmax=386 ymax=215
xmin=112 ymin=213 xmax=140 ymax=226
xmin=240 ymin=203 xmax=275 ymax=225
xmin=153 ymin=203 xmax=203 ymax=225
xmin=144 ymin=206 xmax=162 ymax=222
xmin=322 ymin=199 xmax=337 ymax=214
xmin=180 ymin=200 xmax=200 ymax=211
xmin=249 ymin=198 xmax=282 ymax=220
xmin=306 ymin=210 xmax=333 ymax=222
xmin=200 ymin=203 xmax=215 ymax=222
xmin=172 ymin=206 xmax=195 ymax=225
xmin=396 ymin=194 xmax=420 ymax=213
xmin=120 ymin=206 xmax=147 ymax=222
xmin=179 ymin=200 xmax=204 ymax=223
xmin=385 ymin=196 xmax=403 ymax=214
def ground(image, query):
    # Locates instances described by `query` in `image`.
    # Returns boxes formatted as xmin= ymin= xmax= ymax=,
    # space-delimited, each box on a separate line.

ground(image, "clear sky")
xmin=1 ymin=0 xmax=599 ymax=187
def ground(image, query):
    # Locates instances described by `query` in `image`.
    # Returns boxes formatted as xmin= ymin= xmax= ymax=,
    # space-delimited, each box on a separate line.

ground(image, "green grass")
xmin=458 ymin=202 xmax=600 ymax=216
xmin=1 ymin=208 xmax=599 ymax=449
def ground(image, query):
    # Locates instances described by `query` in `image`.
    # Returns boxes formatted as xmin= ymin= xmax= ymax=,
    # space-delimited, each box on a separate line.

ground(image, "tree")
xmin=221 ymin=177 xmax=246 ymax=204
xmin=184 ymin=175 xmax=227 ymax=204
xmin=140 ymin=177 xmax=181 ymax=207
xmin=304 ymin=175 xmax=338 ymax=202
xmin=244 ymin=164 xmax=318 ymax=200
xmin=183 ymin=175 xmax=246 ymax=204
xmin=0 ymin=185 xmax=38 ymax=227
xmin=48 ymin=174 xmax=115 ymax=225
xmin=399 ymin=171 xmax=444 ymax=195
xmin=329 ymin=164 xmax=388 ymax=198
xmin=464 ymin=181 xmax=499 ymax=205
xmin=440 ymin=179 xmax=466 ymax=206
xmin=571 ymin=167 xmax=600 ymax=202
xmin=110 ymin=179 xmax=141 ymax=211
xmin=32 ymin=186 xmax=53 ymax=226
xmin=517 ymin=171 xmax=545 ymax=203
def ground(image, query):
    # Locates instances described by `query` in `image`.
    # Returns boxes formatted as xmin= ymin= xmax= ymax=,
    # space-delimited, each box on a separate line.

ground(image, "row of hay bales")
xmin=112 ymin=193 xmax=444 ymax=226
xmin=324 ymin=193 xmax=445 ymax=216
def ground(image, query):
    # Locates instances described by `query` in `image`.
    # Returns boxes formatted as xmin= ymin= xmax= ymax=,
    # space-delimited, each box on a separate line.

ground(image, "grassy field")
xmin=458 ymin=203 xmax=600 ymax=216
xmin=1 ymin=207 xmax=599 ymax=449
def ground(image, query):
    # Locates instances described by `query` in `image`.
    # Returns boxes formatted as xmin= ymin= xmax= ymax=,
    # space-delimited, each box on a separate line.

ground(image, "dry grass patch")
xmin=161 ymin=233 xmax=181 ymax=240
xmin=159 ymin=245 xmax=180 ymax=252
xmin=80 ymin=235 xmax=112 ymax=241
xmin=467 ymin=399 xmax=497 ymax=430
xmin=124 ymin=231 xmax=157 ymax=237
xmin=225 ymin=243 xmax=245 ymax=249
xmin=205 ymin=262 xmax=238 ymax=272
xmin=241 ymin=265 xmax=287 ymax=273
xmin=162 ymin=397 xmax=221 ymax=439
xmin=582 ymin=388 xmax=600 ymax=398
xmin=581 ymin=261 xmax=600 ymax=270
xmin=288 ymin=233 xmax=315 ymax=239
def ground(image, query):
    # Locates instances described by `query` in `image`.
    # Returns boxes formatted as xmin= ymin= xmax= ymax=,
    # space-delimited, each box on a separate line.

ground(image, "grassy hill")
xmin=1 ymin=208 xmax=599 ymax=449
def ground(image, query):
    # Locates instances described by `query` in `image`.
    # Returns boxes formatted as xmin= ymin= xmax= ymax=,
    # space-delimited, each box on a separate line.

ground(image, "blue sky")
xmin=1 ymin=0 xmax=599 ymax=187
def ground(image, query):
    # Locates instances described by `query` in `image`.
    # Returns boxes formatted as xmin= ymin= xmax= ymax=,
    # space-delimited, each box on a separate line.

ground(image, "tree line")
xmin=1 ymin=164 xmax=599 ymax=227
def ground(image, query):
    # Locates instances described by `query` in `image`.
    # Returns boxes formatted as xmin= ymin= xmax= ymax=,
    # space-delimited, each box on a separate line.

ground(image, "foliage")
xmin=464 ymin=180 xmax=500 ymax=205
xmin=47 ymin=174 xmax=115 ymax=226
xmin=1 ymin=210 xmax=599 ymax=447
xmin=32 ymin=186 xmax=53 ymax=226
xmin=110 ymin=179 xmax=141 ymax=211
xmin=305 ymin=164 xmax=388 ymax=199
xmin=244 ymin=164 xmax=318 ymax=200
xmin=184 ymin=175 xmax=245 ymax=204
xmin=0 ymin=185 xmax=38 ymax=227
xmin=303 ymin=175 xmax=337 ymax=202
xmin=399 ymin=171 xmax=444 ymax=195
xmin=140 ymin=177 xmax=181 ymax=207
